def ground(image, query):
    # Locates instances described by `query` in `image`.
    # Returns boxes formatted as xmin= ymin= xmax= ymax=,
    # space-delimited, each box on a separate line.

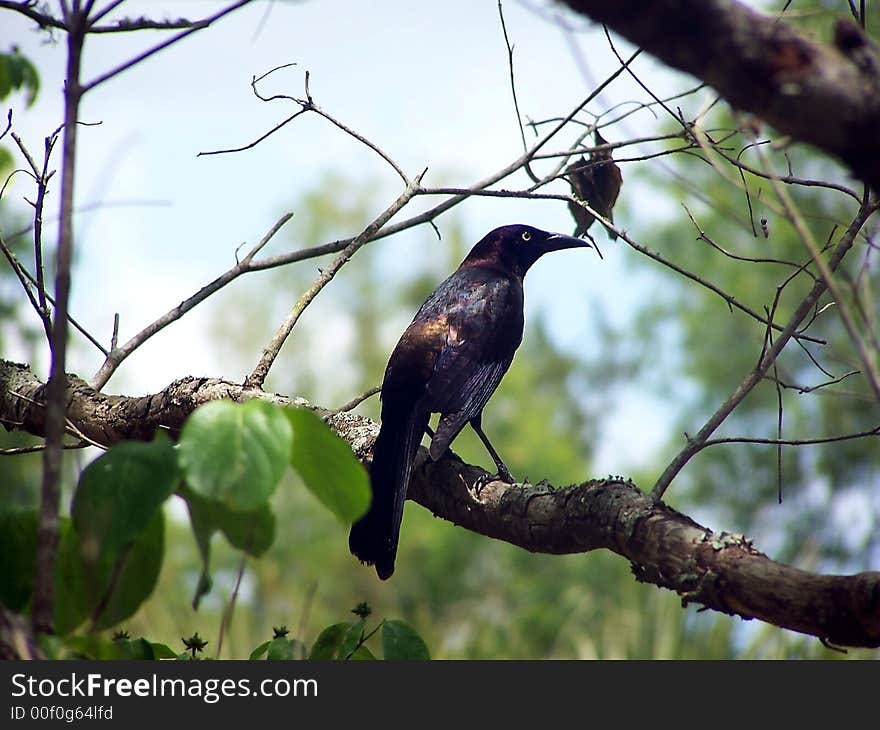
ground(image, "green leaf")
xmin=180 ymin=484 xmax=276 ymax=610
xmin=94 ymin=513 xmax=164 ymax=630
xmin=54 ymin=512 xmax=165 ymax=635
xmin=308 ymin=622 xmax=351 ymax=660
xmin=339 ymin=618 xmax=366 ymax=660
xmin=286 ymin=407 xmax=370 ymax=523
xmin=350 ymin=644 xmax=376 ymax=660
xmin=151 ymin=643 xmax=178 ymax=659
xmin=178 ymin=400 xmax=292 ymax=512
xmin=249 ymin=640 xmax=270 ymax=660
xmin=64 ymin=636 xmax=156 ymax=660
xmin=265 ymin=636 xmax=306 ymax=660
xmin=382 ymin=620 xmax=430 ymax=660
xmin=0 ymin=509 xmax=38 ymax=611
xmin=0 ymin=55 xmax=10 ymax=100
xmin=0 ymin=50 xmax=40 ymax=106
xmin=182 ymin=484 xmax=276 ymax=558
xmin=71 ymin=434 xmax=178 ymax=562
xmin=0 ymin=147 xmax=14 ymax=176
xmin=53 ymin=519 xmax=85 ymax=635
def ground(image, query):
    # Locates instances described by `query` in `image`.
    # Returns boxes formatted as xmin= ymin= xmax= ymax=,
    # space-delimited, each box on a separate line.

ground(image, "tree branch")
xmin=560 ymin=0 xmax=880 ymax=190
xmin=1 ymin=358 xmax=878 ymax=648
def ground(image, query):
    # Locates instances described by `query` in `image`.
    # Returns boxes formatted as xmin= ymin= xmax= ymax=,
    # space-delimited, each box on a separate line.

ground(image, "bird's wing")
xmin=428 ymin=358 xmax=511 ymax=460
xmin=420 ymin=273 xmax=521 ymax=459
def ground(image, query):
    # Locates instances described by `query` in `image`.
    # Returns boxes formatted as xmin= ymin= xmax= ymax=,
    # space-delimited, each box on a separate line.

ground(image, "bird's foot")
xmin=495 ymin=464 xmax=516 ymax=485
xmin=470 ymin=467 xmax=516 ymax=499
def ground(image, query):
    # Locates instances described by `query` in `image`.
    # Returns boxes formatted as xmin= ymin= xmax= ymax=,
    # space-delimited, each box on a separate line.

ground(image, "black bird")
xmin=349 ymin=224 xmax=590 ymax=579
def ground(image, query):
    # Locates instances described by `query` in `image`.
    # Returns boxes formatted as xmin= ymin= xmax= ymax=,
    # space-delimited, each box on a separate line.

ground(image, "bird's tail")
xmin=349 ymin=402 xmax=427 ymax=580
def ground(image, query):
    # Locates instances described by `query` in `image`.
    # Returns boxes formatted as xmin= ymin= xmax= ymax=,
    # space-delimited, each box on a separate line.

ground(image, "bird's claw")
xmin=470 ymin=467 xmax=516 ymax=499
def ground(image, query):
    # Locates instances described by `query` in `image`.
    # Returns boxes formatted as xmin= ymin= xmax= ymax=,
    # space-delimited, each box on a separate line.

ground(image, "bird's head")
xmin=463 ymin=224 xmax=592 ymax=279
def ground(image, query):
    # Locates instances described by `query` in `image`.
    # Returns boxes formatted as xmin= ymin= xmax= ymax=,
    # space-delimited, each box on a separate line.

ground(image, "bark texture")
xmin=2 ymin=358 xmax=879 ymax=648
xmin=561 ymin=0 xmax=880 ymax=190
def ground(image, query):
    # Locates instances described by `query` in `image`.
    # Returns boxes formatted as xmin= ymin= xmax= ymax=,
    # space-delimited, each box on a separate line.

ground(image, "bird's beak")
xmin=545 ymin=233 xmax=592 ymax=252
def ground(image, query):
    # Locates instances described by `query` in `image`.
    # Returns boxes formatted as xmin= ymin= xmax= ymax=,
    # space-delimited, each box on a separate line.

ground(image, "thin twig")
xmin=0 ymin=441 xmax=90 ymax=456
xmin=768 ymin=369 xmax=860 ymax=395
xmin=652 ymin=200 xmax=876 ymax=499
xmin=682 ymin=204 xmax=813 ymax=274
xmin=755 ymin=144 xmax=880 ymax=401
xmin=200 ymin=66 xmax=410 ymax=186
xmin=497 ymin=1 xmax=535 ymax=181
xmin=81 ymin=0 xmax=254 ymax=93
xmin=698 ymin=426 xmax=880 ymax=450
xmin=0 ymin=236 xmax=109 ymax=356
xmin=0 ymin=1 xmax=66 ymax=29
xmin=296 ymin=580 xmax=318 ymax=646
xmin=91 ymin=212 xmax=294 ymax=389
xmin=244 ymin=174 xmax=424 ymax=389
xmin=215 ymin=554 xmax=247 ymax=659
xmin=335 ymin=385 xmax=381 ymax=413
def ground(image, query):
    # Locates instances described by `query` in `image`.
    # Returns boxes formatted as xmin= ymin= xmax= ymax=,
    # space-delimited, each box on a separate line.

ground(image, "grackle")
xmin=565 ymin=130 xmax=623 ymax=241
xmin=349 ymin=224 xmax=590 ymax=579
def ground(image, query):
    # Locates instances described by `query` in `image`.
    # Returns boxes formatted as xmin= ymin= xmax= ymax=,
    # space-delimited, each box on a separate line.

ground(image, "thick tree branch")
xmin=2 ymin=359 xmax=878 ymax=648
xmin=561 ymin=0 xmax=880 ymax=190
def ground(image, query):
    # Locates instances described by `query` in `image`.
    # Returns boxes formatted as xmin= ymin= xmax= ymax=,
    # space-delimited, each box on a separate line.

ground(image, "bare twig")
xmin=0 ymin=235 xmax=107 ymax=355
xmin=200 ymin=67 xmax=410 ymax=186
xmin=755 ymin=145 xmax=880 ymax=401
xmin=215 ymin=554 xmax=247 ymax=659
xmin=81 ymin=0 xmax=254 ymax=93
xmin=0 ymin=0 xmax=66 ymax=30
xmin=91 ymin=213 xmax=295 ymax=390
xmin=244 ymin=174 xmax=425 ymax=389
xmin=698 ymin=426 xmax=880 ymax=450
xmin=335 ymin=385 xmax=381 ymax=413
xmin=0 ymin=441 xmax=90 ymax=456
xmin=497 ymin=1 xmax=535 ymax=180
xmin=652 ymin=200 xmax=876 ymax=499
xmin=768 ymin=369 xmax=860 ymax=395
xmin=10 ymin=129 xmax=61 ymax=342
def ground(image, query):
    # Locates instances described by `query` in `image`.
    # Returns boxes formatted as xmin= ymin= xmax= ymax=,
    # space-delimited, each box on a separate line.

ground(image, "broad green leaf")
xmin=54 ymin=512 xmax=165 ymax=635
xmin=286 ymin=407 xmax=370 ymax=523
xmin=115 ymin=638 xmax=156 ymax=660
xmin=309 ymin=622 xmax=351 ymax=659
xmin=151 ymin=643 xmax=178 ymax=659
xmin=350 ymin=645 xmax=376 ymax=660
xmin=71 ymin=434 xmax=178 ymax=562
xmin=382 ymin=620 xmax=430 ymax=660
xmin=53 ymin=518 xmax=90 ymax=635
xmin=339 ymin=618 xmax=366 ymax=660
xmin=0 ymin=509 xmax=38 ymax=610
xmin=249 ymin=641 xmax=270 ymax=660
xmin=64 ymin=636 xmax=156 ymax=660
xmin=180 ymin=484 xmax=276 ymax=610
xmin=182 ymin=484 xmax=276 ymax=558
xmin=178 ymin=400 xmax=292 ymax=512
xmin=93 ymin=513 xmax=164 ymax=630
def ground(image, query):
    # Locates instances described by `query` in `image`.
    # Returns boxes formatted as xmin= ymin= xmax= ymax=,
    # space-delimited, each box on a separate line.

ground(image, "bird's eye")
xmin=521 ymin=230 xmax=531 ymax=242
